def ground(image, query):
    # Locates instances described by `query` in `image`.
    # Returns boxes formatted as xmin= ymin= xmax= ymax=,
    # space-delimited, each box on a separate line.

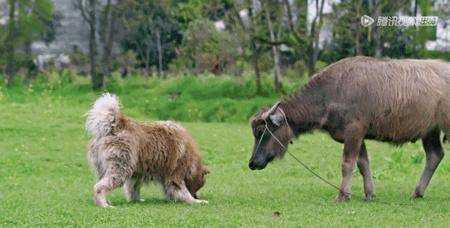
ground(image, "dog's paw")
xmin=97 ymin=203 xmax=114 ymax=208
xmin=95 ymin=202 xmax=109 ymax=208
xmin=196 ymin=199 xmax=208 ymax=204
xmin=95 ymin=199 xmax=114 ymax=208
xmin=187 ymin=199 xmax=208 ymax=204
xmin=128 ymin=198 xmax=145 ymax=203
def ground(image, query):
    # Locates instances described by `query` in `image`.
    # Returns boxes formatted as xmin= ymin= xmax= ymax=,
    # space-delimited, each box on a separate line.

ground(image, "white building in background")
xmin=0 ymin=0 xmax=109 ymax=55
xmin=426 ymin=0 xmax=450 ymax=51
xmin=307 ymin=0 xmax=337 ymax=48
xmin=426 ymin=19 xmax=450 ymax=51
xmin=30 ymin=1 xmax=90 ymax=55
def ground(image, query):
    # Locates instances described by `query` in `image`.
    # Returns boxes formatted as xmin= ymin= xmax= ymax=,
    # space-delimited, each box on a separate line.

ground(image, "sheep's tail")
xmin=86 ymin=93 xmax=121 ymax=137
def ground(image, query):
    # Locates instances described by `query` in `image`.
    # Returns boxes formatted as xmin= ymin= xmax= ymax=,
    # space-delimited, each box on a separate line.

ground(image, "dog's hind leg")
xmin=94 ymin=162 xmax=133 ymax=208
xmin=124 ymin=177 xmax=143 ymax=202
xmin=164 ymin=181 xmax=208 ymax=204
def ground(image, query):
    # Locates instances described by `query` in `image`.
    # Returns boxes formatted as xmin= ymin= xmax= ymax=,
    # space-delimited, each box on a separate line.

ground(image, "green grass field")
xmin=2 ymin=94 xmax=450 ymax=227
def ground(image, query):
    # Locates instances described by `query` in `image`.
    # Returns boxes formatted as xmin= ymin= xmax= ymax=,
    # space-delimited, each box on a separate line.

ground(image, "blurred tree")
xmin=369 ymin=0 xmax=382 ymax=58
xmin=100 ymin=0 xmax=117 ymax=84
xmin=413 ymin=0 xmax=434 ymax=57
xmin=307 ymin=0 xmax=325 ymax=76
xmin=116 ymin=50 xmax=139 ymax=77
xmin=116 ymin=0 xmax=181 ymax=77
xmin=40 ymin=11 xmax=62 ymax=45
xmin=178 ymin=18 xmax=239 ymax=75
xmin=325 ymin=0 xmax=372 ymax=61
xmin=74 ymin=0 xmax=102 ymax=89
xmin=372 ymin=0 xmax=432 ymax=58
xmin=262 ymin=0 xmax=283 ymax=91
xmin=174 ymin=0 xmax=233 ymax=28
xmin=324 ymin=0 xmax=431 ymax=62
xmin=5 ymin=0 xmax=16 ymax=86
xmin=278 ymin=0 xmax=328 ymax=76
xmin=227 ymin=0 xmax=267 ymax=93
xmin=3 ymin=0 xmax=53 ymax=86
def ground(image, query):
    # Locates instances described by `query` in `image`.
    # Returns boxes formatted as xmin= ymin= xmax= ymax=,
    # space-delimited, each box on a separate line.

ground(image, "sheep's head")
xmin=249 ymin=102 xmax=294 ymax=170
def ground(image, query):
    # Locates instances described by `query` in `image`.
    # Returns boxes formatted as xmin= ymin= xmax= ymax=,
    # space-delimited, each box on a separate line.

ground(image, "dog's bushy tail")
xmin=86 ymin=93 xmax=121 ymax=137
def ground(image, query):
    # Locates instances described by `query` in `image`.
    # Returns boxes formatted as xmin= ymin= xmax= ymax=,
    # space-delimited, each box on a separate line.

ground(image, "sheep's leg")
xmin=357 ymin=142 xmax=376 ymax=201
xmin=412 ymin=129 xmax=444 ymax=198
xmin=336 ymin=123 xmax=365 ymax=202
xmin=164 ymin=181 xmax=208 ymax=204
xmin=124 ymin=177 xmax=144 ymax=202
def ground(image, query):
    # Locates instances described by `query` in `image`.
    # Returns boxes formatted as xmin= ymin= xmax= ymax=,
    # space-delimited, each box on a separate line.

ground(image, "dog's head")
xmin=186 ymin=166 xmax=209 ymax=199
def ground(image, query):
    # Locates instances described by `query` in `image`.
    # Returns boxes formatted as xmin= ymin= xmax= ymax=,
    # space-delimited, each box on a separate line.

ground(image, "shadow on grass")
xmin=109 ymin=197 xmax=191 ymax=207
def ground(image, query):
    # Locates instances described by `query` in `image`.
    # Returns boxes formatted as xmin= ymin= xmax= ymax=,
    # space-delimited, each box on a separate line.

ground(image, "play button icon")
xmin=361 ymin=15 xmax=375 ymax=27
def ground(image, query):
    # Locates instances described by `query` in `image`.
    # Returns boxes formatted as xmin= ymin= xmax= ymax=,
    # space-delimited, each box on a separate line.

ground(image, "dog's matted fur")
xmin=86 ymin=94 xmax=209 ymax=207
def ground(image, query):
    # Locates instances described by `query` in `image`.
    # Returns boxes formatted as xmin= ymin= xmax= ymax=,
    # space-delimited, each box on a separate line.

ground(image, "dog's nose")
xmin=194 ymin=192 xmax=200 ymax=199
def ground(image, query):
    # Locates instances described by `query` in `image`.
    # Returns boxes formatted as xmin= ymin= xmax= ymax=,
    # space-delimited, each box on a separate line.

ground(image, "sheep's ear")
xmin=262 ymin=101 xmax=281 ymax=120
xmin=270 ymin=111 xmax=284 ymax=126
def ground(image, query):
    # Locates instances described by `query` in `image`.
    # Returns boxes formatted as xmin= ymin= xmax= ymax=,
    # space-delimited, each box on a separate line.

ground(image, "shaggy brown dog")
xmin=86 ymin=94 xmax=209 ymax=208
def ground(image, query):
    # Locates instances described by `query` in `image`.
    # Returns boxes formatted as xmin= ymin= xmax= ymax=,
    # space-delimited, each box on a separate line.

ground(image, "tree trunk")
xmin=373 ymin=0 xmax=382 ymax=58
xmin=246 ymin=1 xmax=261 ymax=94
xmin=145 ymin=42 xmax=150 ymax=76
xmin=265 ymin=6 xmax=282 ymax=91
xmin=253 ymin=57 xmax=261 ymax=94
xmin=156 ymin=29 xmax=164 ymax=78
xmin=101 ymin=0 xmax=115 ymax=90
xmin=23 ymin=40 xmax=33 ymax=86
xmin=133 ymin=40 xmax=147 ymax=76
xmin=413 ymin=0 xmax=418 ymax=57
xmin=88 ymin=0 xmax=101 ymax=90
xmin=307 ymin=0 xmax=325 ymax=77
xmin=283 ymin=0 xmax=308 ymax=77
xmin=5 ymin=0 xmax=16 ymax=86
xmin=355 ymin=0 xmax=363 ymax=55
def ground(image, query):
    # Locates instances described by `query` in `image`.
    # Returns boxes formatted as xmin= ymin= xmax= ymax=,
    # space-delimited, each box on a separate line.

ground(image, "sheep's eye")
xmin=255 ymin=126 xmax=265 ymax=138
xmin=253 ymin=129 xmax=259 ymax=137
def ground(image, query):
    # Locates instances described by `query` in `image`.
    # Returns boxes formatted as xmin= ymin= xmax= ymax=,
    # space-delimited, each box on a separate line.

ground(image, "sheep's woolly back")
xmin=86 ymin=93 xmax=120 ymax=137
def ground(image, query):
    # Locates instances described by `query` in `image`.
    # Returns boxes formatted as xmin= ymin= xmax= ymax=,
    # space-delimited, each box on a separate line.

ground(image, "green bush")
xmin=420 ymin=51 xmax=450 ymax=61
xmin=0 ymin=73 xmax=304 ymax=123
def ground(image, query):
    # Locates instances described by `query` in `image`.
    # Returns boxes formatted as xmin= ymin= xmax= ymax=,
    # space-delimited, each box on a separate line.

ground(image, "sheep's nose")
xmin=249 ymin=161 xmax=256 ymax=170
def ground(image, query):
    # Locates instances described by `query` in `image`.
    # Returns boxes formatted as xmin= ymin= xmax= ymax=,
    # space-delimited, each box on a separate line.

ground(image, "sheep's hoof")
xmin=364 ymin=193 xmax=376 ymax=201
xmin=335 ymin=193 xmax=351 ymax=202
xmin=411 ymin=191 xmax=424 ymax=199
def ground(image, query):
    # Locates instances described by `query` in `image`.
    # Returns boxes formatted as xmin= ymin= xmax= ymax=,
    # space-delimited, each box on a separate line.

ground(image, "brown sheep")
xmin=249 ymin=56 xmax=450 ymax=201
xmin=86 ymin=94 xmax=209 ymax=208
